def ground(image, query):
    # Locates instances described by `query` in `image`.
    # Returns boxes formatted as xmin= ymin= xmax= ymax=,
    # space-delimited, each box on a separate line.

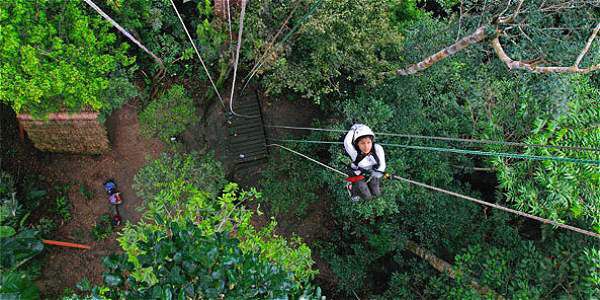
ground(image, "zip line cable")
xmin=391 ymin=175 xmax=600 ymax=239
xmin=268 ymin=138 xmax=600 ymax=165
xmin=268 ymin=144 xmax=600 ymax=239
xmin=83 ymin=0 xmax=164 ymax=71
xmin=266 ymin=125 xmax=600 ymax=152
xmin=240 ymin=0 xmax=323 ymax=95
xmin=169 ymin=0 xmax=225 ymax=108
xmin=228 ymin=0 xmax=258 ymax=118
xmin=268 ymin=144 xmax=347 ymax=176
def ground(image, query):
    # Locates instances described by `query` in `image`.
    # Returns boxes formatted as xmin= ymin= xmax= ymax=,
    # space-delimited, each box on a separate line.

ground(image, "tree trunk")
xmin=395 ymin=26 xmax=488 ymax=76
xmin=405 ymin=240 xmax=504 ymax=299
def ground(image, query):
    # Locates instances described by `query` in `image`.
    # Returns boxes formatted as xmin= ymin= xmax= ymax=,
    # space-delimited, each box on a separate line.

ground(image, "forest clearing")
xmin=1 ymin=0 xmax=599 ymax=299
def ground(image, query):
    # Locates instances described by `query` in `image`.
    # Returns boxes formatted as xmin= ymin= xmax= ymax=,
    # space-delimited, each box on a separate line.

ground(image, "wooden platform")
xmin=225 ymin=90 xmax=268 ymax=167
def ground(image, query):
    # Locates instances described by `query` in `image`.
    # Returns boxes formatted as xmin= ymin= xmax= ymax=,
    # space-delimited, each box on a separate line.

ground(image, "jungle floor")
xmin=1 ymin=92 xmax=337 ymax=298
xmin=2 ymin=101 xmax=163 ymax=298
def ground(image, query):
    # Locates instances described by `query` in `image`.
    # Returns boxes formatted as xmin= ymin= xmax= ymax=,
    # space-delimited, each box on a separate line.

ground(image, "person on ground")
xmin=343 ymin=124 xmax=386 ymax=201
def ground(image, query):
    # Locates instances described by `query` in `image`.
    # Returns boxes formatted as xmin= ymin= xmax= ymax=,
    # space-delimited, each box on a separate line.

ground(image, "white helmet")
xmin=351 ymin=124 xmax=375 ymax=145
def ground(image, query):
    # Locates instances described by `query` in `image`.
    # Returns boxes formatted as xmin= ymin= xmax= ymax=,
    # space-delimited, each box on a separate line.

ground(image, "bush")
xmin=54 ymin=194 xmax=71 ymax=222
xmin=133 ymin=151 xmax=226 ymax=203
xmin=106 ymin=226 xmax=303 ymax=299
xmin=91 ymin=214 xmax=114 ymax=241
xmin=0 ymin=229 xmax=44 ymax=298
xmin=139 ymin=84 xmax=198 ymax=142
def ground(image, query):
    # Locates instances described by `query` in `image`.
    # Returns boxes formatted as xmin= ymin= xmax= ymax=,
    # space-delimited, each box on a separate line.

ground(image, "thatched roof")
xmin=18 ymin=112 xmax=110 ymax=154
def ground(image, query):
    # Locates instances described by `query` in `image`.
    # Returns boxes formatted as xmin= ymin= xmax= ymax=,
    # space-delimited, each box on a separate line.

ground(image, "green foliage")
xmin=95 ymin=176 xmax=319 ymax=298
xmin=107 ymin=225 xmax=304 ymax=299
xmin=246 ymin=0 xmax=404 ymax=104
xmin=450 ymin=235 xmax=599 ymax=299
xmin=389 ymin=0 xmax=428 ymax=26
xmin=0 ymin=0 xmax=136 ymax=117
xmin=106 ymin=0 xmax=227 ymax=79
xmin=255 ymin=9 xmax=600 ymax=297
xmin=0 ymin=270 xmax=40 ymax=300
xmin=0 ymin=229 xmax=43 ymax=272
xmin=259 ymin=145 xmax=322 ymax=217
xmin=237 ymin=218 xmax=319 ymax=283
xmin=98 ymin=77 xmax=139 ymax=122
xmin=54 ymin=194 xmax=71 ymax=222
xmin=78 ymin=183 xmax=94 ymax=201
xmin=0 ymin=172 xmax=45 ymax=298
xmin=494 ymin=76 xmax=600 ymax=232
xmin=378 ymin=232 xmax=600 ymax=299
xmin=1 ymin=172 xmax=47 ymax=235
xmin=35 ymin=218 xmax=56 ymax=238
xmin=133 ymin=151 xmax=226 ymax=203
xmin=105 ymin=0 xmax=192 ymax=75
xmin=91 ymin=214 xmax=114 ymax=241
xmin=130 ymin=152 xmax=318 ymax=287
xmin=139 ymin=84 xmax=199 ymax=142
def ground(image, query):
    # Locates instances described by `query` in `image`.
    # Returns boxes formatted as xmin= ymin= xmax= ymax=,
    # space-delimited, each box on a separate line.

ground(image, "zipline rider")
xmin=344 ymin=124 xmax=386 ymax=201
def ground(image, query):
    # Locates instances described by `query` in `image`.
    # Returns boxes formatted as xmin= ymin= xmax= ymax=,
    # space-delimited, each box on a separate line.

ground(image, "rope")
xmin=226 ymin=0 xmax=233 ymax=55
xmin=240 ymin=0 xmax=323 ymax=94
xmin=266 ymin=125 xmax=600 ymax=152
xmin=268 ymin=138 xmax=600 ymax=165
xmin=228 ymin=0 xmax=258 ymax=118
xmin=169 ymin=0 xmax=225 ymax=108
xmin=271 ymin=144 xmax=600 ymax=239
xmin=83 ymin=0 xmax=164 ymax=70
xmin=267 ymin=144 xmax=347 ymax=176
xmin=392 ymin=175 xmax=599 ymax=239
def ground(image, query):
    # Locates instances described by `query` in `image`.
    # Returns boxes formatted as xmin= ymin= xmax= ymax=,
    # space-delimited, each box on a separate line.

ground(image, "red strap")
xmin=345 ymin=175 xmax=365 ymax=183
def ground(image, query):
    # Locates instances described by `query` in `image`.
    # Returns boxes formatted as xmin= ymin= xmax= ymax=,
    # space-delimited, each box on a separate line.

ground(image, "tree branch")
xmin=395 ymin=26 xmax=488 ymax=76
xmin=574 ymin=22 xmax=600 ymax=67
xmin=406 ymin=240 xmax=504 ymax=299
xmin=497 ymin=0 xmax=525 ymax=24
xmin=491 ymin=35 xmax=600 ymax=73
xmin=82 ymin=0 xmax=164 ymax=70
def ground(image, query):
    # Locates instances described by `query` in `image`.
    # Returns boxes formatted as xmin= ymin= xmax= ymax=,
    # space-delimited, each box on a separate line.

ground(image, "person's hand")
xmin=371 ymin=170 xmax=384 ymax=179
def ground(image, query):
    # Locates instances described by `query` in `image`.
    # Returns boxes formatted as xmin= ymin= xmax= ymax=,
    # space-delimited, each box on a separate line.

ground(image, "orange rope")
xmin=42 ymin=239 xmax=91 ymax=250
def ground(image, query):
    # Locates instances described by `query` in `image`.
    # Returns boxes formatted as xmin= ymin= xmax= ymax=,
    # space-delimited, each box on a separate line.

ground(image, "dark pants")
xmin=352 ymin=177 xmax=381 ymax=200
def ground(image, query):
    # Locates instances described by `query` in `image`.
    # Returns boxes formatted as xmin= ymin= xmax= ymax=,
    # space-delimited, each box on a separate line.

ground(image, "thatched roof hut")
xmin=17 ymin=112 xmax=110 ymax=154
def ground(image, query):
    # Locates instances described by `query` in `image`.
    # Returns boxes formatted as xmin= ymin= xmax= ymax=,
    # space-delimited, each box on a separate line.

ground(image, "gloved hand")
xmin=371 ymin=170 xmax=384 ymax=179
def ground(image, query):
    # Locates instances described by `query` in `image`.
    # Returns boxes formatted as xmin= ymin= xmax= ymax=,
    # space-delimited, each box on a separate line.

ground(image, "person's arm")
xmin=374 ymin=144 xmax=386 ymax=172
xmin=344 ymin=127 xmax=358 ymax=161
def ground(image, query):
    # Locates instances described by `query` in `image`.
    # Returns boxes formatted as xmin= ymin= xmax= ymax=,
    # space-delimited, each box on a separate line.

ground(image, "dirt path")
xmin=24 ymin=104 xmax=162 ymax=297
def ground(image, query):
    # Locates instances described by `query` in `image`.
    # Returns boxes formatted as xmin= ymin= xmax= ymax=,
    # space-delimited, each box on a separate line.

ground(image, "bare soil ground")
xmin=1 ymin=102 xmax=162 ymax=298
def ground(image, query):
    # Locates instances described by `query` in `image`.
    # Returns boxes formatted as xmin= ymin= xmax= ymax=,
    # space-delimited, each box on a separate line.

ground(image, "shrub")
xmin=106 ymin=226 xmax=303 ymax=298
xmin=35 ymin=218 xmax=56 ymax=238
xmin=133 ymin=151 xmax=226 ymax=203
xmin=91 ymin=214 xmax=114 ymax=241
xmin=139 ymin=84 xmax=198 ymax=142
